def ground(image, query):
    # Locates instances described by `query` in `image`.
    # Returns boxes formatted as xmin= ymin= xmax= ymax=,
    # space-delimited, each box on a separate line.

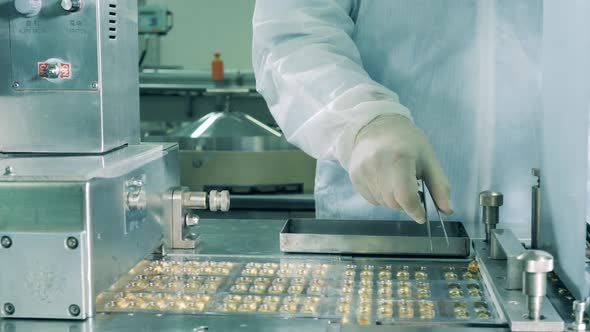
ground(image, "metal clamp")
xmin=164 ymin=187 xmax=230 ymax=249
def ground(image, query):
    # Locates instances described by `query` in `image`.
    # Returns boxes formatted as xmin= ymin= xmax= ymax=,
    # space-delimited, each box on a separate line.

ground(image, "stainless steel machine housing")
xmin=0 ymin=0 xmax=140 ymax=153
xmin=0 ymin=143 xmax=179 ymax=319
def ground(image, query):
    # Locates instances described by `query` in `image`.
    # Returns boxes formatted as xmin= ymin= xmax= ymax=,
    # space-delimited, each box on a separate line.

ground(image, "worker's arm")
xmin=252 ymin=0 xmax=452 ymax=222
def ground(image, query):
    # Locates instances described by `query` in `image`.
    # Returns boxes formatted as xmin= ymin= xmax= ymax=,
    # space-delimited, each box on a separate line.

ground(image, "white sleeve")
xmin=252 ymin=0 xmax=412 ymax=168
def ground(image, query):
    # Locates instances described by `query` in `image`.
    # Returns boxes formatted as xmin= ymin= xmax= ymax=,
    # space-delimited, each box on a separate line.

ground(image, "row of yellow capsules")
xmin=124 ymin=274 xmax=225 ymax=294
xmin=101 ymin=292 xmax=212 ymax=312
xmin=142 ymin=259 xmax=238 ymax=276
xmin=447 ymin=300 xmax=493 ymax=320
xmin=229 ymin=275 xmax=328 ymax=296
xmin=240 ymin=261 xmax=332 ymax=278
xmin=216 ymin=294 xmax=324 ymax=316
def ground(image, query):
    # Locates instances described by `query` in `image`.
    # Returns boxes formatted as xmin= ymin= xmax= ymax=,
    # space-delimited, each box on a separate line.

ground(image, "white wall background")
xmin=142 ymin=0 xmax=256 ymax=70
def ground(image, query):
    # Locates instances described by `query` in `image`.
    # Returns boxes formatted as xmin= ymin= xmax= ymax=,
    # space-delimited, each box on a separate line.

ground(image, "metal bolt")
xmin=3 ymin=166 xmax=13 ymax=176
xmin=3 ymin=303 xmax=15 ymax=316
xmin=91 ymin=82 xmax=98 ymax=89
xmin=185 ymin=213 xmax=200 ymax=227
xmin=68 ymin=304 xmax=80 ymax=317
xmin=570 ymin=300 xmax=587 ymax=331
xmin=12 ymin=82 xmax=20 ymax=89
xmin=0 ymin=236 xmax=12 ymax=249
xmin=66 ymin=237 xmax=79 ymax=250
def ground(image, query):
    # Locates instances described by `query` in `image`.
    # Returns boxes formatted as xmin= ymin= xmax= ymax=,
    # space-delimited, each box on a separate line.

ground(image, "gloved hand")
xmin=346 ymin=115 xmax=453 ymax=223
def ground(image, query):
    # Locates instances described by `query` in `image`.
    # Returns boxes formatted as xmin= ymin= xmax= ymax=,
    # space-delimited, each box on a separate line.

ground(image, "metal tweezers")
xmin=418 ymin=179 xmax=450 ymax=253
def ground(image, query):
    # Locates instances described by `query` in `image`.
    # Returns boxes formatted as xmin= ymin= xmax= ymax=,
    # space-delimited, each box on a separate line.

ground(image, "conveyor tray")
xmin=280 ymin=219 xmax=470 ymax=257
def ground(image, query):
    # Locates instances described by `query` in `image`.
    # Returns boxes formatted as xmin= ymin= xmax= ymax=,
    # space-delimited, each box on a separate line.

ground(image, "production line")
xmin=1 ymin=1 xmax=589 ymax=331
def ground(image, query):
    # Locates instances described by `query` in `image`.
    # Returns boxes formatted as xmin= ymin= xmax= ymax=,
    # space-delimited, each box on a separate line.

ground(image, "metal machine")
xmin=1 ymin=0 xmax=590 ymax=331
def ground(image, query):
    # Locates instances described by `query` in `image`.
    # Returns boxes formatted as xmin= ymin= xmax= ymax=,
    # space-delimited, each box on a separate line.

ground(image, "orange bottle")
xmin=212 ymin=52 xmax=224 ymax=81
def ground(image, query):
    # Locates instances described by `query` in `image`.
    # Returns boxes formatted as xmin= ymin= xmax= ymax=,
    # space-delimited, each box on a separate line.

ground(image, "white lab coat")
xmin=253 ymin=0 xmax=543 ymax=224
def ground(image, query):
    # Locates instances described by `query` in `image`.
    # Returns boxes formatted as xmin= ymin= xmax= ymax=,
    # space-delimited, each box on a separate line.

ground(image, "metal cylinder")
xmin=480 ymin=191 xmax=503 ymax=242
xmin=182 ymin=191 xmax=208 ymax=209
xmin=571 ymin=300 xmax=587 ymax=330
xmin=527 ymin=294 xmax=543 ymax=320
xmin=520 ymin=250 xmax=554 ymax=321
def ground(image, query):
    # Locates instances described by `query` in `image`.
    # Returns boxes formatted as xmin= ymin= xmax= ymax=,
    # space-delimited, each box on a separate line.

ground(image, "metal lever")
xmin=418 ymin=181 xmax=433 ymax=253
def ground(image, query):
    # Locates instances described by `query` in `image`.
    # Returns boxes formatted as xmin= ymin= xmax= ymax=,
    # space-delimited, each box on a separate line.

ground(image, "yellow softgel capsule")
xmin=272 ymin=277 xmax=289 ymax=285
xmin=263 ymin=296 xmax=281 ymax=304
xmin=307 ymin=286 xmax=322 ymax=295
xmin=246 ymin=262 xmax=263 ymax=269
xmin=304 ymin=296 xmax=320 ymax=305
xmin=399 ymin=304 xmax=414 ymax=319
xmin=254 ymin=277 xmax=272 ymax=285
xmin=249 ymin=284 xmax=267 ymax=294
xmin=343 ymin=270 xmax=355 ymax=277
xmin=357 ymin=314 xmax=371 ymax=325
xmin=258 ymin=303 xmax=277 ymax=313
xmin=268 ymin=285 xmax=286 ymax=294
xmin=473 ymin=302 xmax=489 ymax=312
xmin=243 ymin=295 xmax=262 ymax=304
xmin=259 ymin=268 xmax=275 ymax=276
xmin=418 ymin=300 xmax=434 ymax=309
xmin=192 ymin=301 xmax=206 ymax=311
xmin=238 ymin=303 xmax=258 ymax=312
xmin=230 ymin=284 xmax=248 ymax=293
xmin=263 ymin=262 xmax=279 ymax=269
xmin=340 ymin=286 xmax=353 ymax=295
xmin=396 ymin=271 xmax=410 ymax=280
xmin=469 ymin=289 xmax=482 ymax=297
xmin=416 ymin=282 xmax=430 ymax=290
xmin=300 ymin=304 xmax=318 ymax=314
xmin=397 ymin=287 xmax=411 ymax=298
xmin=444 ymin=272 xmax=458 ymax=280
xmin=463 ymin=271 xmax=477 ymax=281
xmin=360 ymin=270 xmax=374 ymax=278
xmin=236 ymin=277 xmax=253 ymax=284
xmin=277 ymin=269 xmax=292 ymax=277
xmin=341 ymin=278 xmax=355 ymax=287
xmin=378 ymin=271 xmax=392 ymax=280
xmin=419 ymin=308 xmax=436 ymax=319
xmin=291 ymin=277 xmax=307 ymax=286
xmin=449 ymin=288 xmax=463 ymax=298
xmin=223 ymin=295 xmax=242 ymax=304
xmin=453 ymin=302 xmax=468 ymax=310
xmin=283 ymin=296 xmax=300 ymax=305
xmin=455 ymin=310 xmax=470 ymax=319
xmin=338 ymin=296 xmax=352 ymax=305
xmin=309 ymin=279 xmax=326 ymax=287
xmin=476 ymin=311 xmax=491 ymax=319
xmin=218 ymin=303 xmax=238 ymax=312
xmin=358 ymin=287 xmax=373 ymax=296
xmin=359 ymin=279 xmax=373 ymax=287
xmin=468 ymin=260 xmax=479 ymax=273
xmin=242 ymin=268 xmax=258 ymax=276
xmin=414 ymin=271 xmax=428 ymax=280
xmin=378 ymin=287 xmax=393 ymax=297
xmin=287 ymin=285 xmax=304 ymax=295
xmin=378 ymin=305 xmax=393 ymax=317
xmin=336 ymin=304 xmax=350 ymax=314
xmin=279 ymin=304 xmax=298 ymax=314
xmin=416 ymin=289 xmax=431 ymax=298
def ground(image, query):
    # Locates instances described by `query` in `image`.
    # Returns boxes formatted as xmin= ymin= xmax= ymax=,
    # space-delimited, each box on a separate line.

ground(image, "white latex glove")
xmin=346 ymin=115 xmax=453 ymax=223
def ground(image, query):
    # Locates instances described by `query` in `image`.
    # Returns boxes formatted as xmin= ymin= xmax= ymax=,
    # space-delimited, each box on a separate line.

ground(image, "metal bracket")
xmin=163 ymin=187 xmax=230 ymax=249
xmin=490 ymin=229 xmax=527 ymax=290
xmin=475 ymin=240 xmax=564 ymax=331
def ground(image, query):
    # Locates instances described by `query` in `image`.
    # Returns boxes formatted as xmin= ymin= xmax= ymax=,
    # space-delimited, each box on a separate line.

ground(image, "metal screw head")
xmin=68 ymin=304 xmax=80 ymax=317
xmin=3 ymin=303 xmax=15 ymax=315
xmin=12 ymin=82 xmax=20 ymax=89
xmin=66 ymin=237 xmax=79 ymax=250
xmin=0 ymin=236 xmax=12 ymax=249
xmin=91 ymin=82 xmax=98 ymax=89
xmin=521 ymin=250 xmax=554 ymax=273
xmin=3 ymin=166 xmax=13 ymax=176
xmin=479 ymin=191 xmax=504 ymax=207
xmin=185 ymin=213 xmax=200 ymax=227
